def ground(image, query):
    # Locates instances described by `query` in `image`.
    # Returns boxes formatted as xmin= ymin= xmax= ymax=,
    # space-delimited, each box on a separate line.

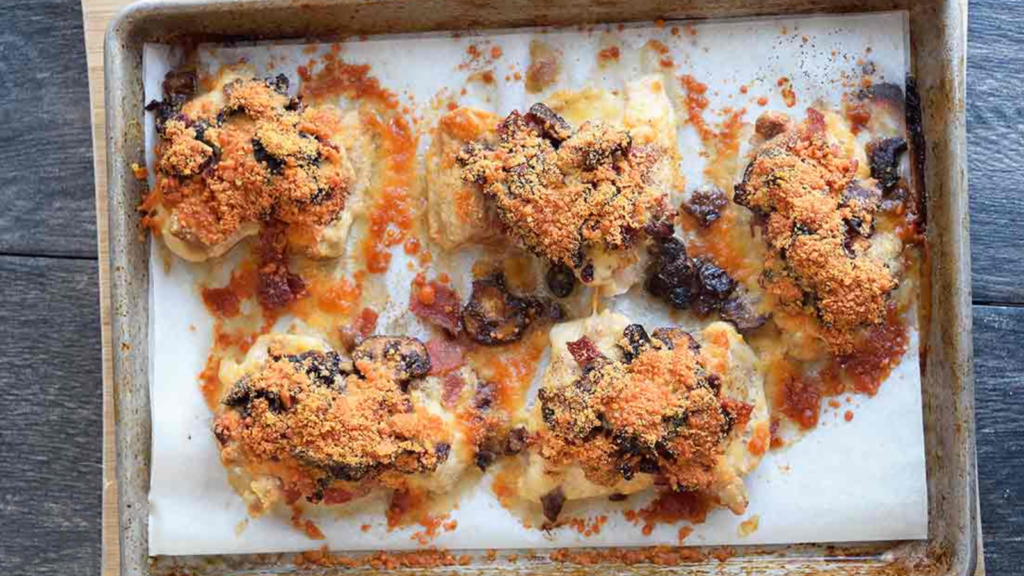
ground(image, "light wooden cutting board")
xmin=82 ymin=1 xmax=135 ymax=575
xmin=80 ymin=2 xmax=984 ymax=575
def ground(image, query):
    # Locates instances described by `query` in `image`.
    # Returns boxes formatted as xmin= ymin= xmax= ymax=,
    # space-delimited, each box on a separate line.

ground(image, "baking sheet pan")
xmin=102 ymin=0 xmax=974 ymax=574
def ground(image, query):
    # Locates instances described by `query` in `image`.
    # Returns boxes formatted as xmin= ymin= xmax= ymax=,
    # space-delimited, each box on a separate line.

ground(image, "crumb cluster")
xmin=537 ymin=325 xmax=744 ymax=492
xmin=149 ymin=75 xmax=355 ymax=247
xmin=214 ymin=341 xmax=449 ymax=503
xmin=735 ymin=109 xmax=897 ymax=353
xmin=458 ymin=104 xmax=666 ymax=268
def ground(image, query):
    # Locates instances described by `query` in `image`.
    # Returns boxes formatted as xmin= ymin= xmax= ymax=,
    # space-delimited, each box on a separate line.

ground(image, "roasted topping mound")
xmin=352 ymin=336 xmax=431 ymax=384
xmin=458 ymin=103 xmax=666 ymax=268
xmin=734 ymin=109 xmax=898 ymax=353
xmin=537 ymin=325 xmax=735 ymax=494
xmin=215 ymin=340 xmax=448 ymax=497
xmin=147 ymin=73 xmax=354 ymax=247
xmin=462 ymin=272 xmax=562 ymax=345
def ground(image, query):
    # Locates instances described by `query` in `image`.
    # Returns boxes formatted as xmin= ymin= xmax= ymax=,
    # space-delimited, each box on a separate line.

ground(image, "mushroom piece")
xmin=463 ymin=273 xmax=553 ymax=345
xmin=352 ymin=336 xmax=431 ymax=383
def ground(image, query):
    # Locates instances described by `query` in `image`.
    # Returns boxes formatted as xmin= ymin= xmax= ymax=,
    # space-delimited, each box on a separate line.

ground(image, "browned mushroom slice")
xmin=352 ymin=336 xmax=431 ymax=382
xmin=462 ymin=273 xmax=548 ymax=345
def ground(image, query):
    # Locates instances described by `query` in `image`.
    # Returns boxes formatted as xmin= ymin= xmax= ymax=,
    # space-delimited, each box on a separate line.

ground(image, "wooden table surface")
xmin=0 ymin=0 xmax=1018 ymax=574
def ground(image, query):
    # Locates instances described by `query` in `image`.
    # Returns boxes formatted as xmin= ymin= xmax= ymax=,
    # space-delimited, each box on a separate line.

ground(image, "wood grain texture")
xmin=973 ymin=305 xmax=1024 ymax=576
xmin=0 ymin=0 xmax=96 ymax=258
xmin=967 ymin=0 xmax=1024 ymax=304
xmin=0 ymin=256 xmax=102 ymax=576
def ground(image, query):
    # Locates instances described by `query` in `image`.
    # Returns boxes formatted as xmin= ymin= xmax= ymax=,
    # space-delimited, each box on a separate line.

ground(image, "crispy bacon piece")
xmin=566 ymin=336 xmax=605 ymax=369
xmin=257 ymin=220 xmax=306 ymax=311
xmin=410 ymin=281 xmax=462 ymax=334
xmin=425 ymin=337 xmax=466 ymax=376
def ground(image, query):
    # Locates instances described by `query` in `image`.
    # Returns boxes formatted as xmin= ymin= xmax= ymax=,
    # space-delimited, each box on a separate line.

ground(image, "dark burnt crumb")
xmin=866 ymin=137 xmax=907 ymax=193
xmin=645 ymin=236 xmax=737 ymax=316
xmin=462 ymin=272 xmax=556 ymax=345
xmin=285 ymin=350 xmax=352 ymax=391
xmin=541 ymin=486 xmax=567 ymax=522
xmin=682 ymin=185 xmax=729 ymax=228
xmin=608 ymin=493 xmax=628 ymax=502
xmin=352 ymin=336 xmax=431 ymax=383
xmin=545 ymin=263 xmax=577 ymax=298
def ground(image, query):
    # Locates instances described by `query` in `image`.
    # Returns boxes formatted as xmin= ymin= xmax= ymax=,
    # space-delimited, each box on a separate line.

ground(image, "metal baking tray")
xmin=102 ymin=0 xmax=973 ymax=574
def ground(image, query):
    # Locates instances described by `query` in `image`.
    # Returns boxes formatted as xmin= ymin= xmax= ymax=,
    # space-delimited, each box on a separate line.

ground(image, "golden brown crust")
xmin=151 ymin=76 xmax=354 ymax=249
xmin=735 ymin=109 xmax=897 ymax=354
xmin=215 ymin=346 xmax=449 ymax=498
xmin=457 ymin=106 xmax=665 ymax=268
xmin=537 ymin=327 xmax=732 ymax=492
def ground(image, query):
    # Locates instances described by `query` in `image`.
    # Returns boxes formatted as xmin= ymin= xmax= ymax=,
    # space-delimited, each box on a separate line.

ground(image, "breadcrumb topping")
xmin=735 ymin=109 xmax=897 ymax=353
xmin=458 ymin=105 xmax=665 ymax=268
xmin=538 ymin=328 xmax=731 ymax=492
xmin=151 ymin=76 xmax=355 ymax=247
xmin=221 ymin=348 xmax=448 ymax=488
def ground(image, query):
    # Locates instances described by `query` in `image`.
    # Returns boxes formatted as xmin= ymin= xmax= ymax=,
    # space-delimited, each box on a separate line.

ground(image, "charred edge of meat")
xmin=540 ymin=486 xmax=567 ymax=522
xmin=525 ymin=102 xmax=574 ymax=143
xmin=285 ymin=350 xmax=352 ymax=391
xmin=904 ymin=74 xmax=927 ymax=229
xmin=352 ymin=336 xmax=431 ymax=383
xmin=162 ymin=68 xmax=197 ymax=98
xmin=683 ymin=185 xmax=729 ymax=228
xmin=719 ymin=296 xmax=769 ymax=333
xmin=866 ymin=137 xmax=907 ymax=194
xmin=221 ymin=376 xmax=284 ymax=417
xmin=621 ymin=323 xmax=652 ymax=363
xmin=463 ymin=273 xmax=553 ymax=345
xmin=545 ymin=263 xmax=577 ymax=298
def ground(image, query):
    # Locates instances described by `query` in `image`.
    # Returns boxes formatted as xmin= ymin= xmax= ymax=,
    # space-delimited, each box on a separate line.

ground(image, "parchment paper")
xmin=144 ymin=12 xmax=927 ymax=556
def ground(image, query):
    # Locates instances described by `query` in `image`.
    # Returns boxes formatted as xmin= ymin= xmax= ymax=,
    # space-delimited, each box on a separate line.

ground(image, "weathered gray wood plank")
xmin=0 ymin=256 xmax=102 ymax=576
xmin=0 ymin=0 xmax=96 ymax=259
xmin=967 ymin=0 xmax=1024 ymax=304
xmin=973 ymin=305 xmax=1024 ymax=576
